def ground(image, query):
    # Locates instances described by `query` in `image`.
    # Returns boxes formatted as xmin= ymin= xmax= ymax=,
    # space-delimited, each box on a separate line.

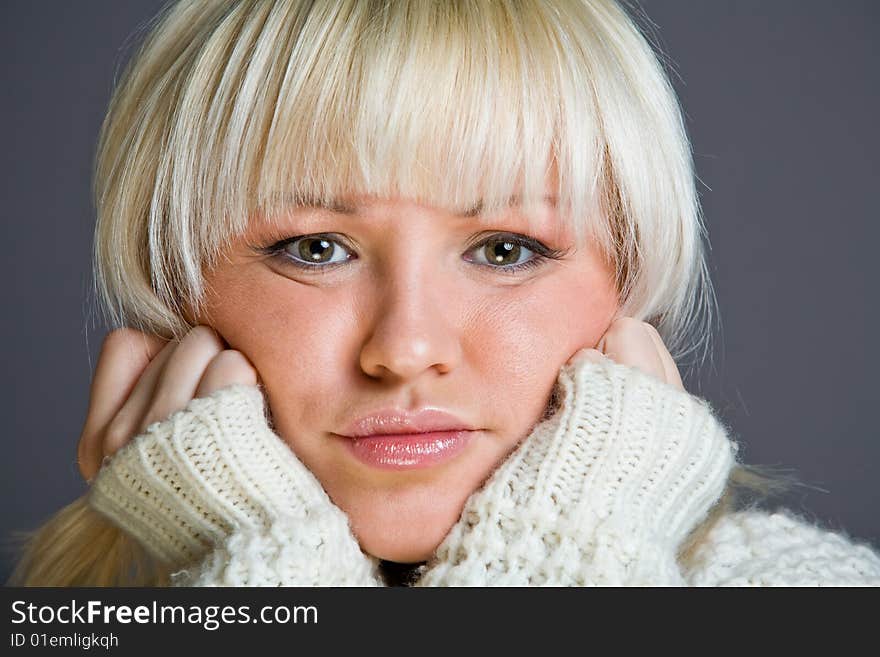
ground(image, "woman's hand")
xmin=568 ymin=315 xmax=684 ymax=391
xmin=77 ymin=325 xmax=257 ymax=482
xmin=81 ymin=326 xmax=381 ymax=584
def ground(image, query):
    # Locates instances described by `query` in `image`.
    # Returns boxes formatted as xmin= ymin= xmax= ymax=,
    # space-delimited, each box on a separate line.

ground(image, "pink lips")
xmin=337 ymin=409 xmax=478 ymax=470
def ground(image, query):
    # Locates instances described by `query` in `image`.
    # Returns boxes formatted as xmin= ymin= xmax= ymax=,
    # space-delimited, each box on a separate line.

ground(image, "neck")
xmin=378 ymin=560 xmax=427 ymax=586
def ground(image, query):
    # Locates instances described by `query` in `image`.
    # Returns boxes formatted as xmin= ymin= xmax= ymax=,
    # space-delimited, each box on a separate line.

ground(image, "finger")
xmin=599 ymin=316 xmax=667 ymax=383
xmin=78 ymin=329 xmax=167 ymax=481
xmin=642 ymin=323 xmax=684 ymax=390
xmin=136 ymin=325 xmax=225 ymax=433
xmin=81 ymin=329 xmax=166 ymax=439
xmin=565 ymin=347 xmax=607 ymax=368
xmin=195 ymin=350 xmax=259 ymax=398
xmin=100 ymin=337 xmax=179 ymax=461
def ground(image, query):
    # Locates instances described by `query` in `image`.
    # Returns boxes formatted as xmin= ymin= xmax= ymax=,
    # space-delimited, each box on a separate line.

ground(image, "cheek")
xmin=202 ymin=275 xmax=354 ymax=436
xmin=467 ymin=273 xmax=616 ymax=424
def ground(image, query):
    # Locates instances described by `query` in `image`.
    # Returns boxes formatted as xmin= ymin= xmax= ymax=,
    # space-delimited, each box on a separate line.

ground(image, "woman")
xmin=11 ymin=0 xmax=880 ymax=586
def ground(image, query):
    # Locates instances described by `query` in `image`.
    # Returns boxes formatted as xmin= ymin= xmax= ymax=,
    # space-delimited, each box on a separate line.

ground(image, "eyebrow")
xmin=285 ymin=194 xmax=558 ymax=217
xmin=458 ymin=195 xmax=558 ymax=217
xmin=285 ymin=195 xmax=358 ymax=215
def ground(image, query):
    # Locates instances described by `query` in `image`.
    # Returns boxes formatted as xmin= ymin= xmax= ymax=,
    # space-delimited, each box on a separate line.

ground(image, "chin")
xmin=339 ymin=483 xmax=473 ymax=564
xmin=360 ymin=531 xmax=445 ymax=564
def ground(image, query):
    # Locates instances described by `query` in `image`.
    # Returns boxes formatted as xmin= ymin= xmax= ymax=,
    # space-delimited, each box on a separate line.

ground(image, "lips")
xmin=344 ymin=431 xmax=475 ymax=470
xmin=337 ymin=409 xmax=478 ymax=470
xmin=340 ymin=408 xmax=476 ymax=437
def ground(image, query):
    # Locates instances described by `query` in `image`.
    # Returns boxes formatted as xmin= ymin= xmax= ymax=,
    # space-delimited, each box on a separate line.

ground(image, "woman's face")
xmin=199 ymin=183 xmax=620 ymax=563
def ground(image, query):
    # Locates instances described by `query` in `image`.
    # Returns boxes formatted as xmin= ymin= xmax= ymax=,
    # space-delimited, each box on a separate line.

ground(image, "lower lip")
xmin=344 ymin=431 xmax=476 ymax=470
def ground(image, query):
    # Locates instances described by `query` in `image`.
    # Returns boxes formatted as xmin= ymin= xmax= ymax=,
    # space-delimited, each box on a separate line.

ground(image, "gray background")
xmin=2 ymin=1 xmax=878 ymax=582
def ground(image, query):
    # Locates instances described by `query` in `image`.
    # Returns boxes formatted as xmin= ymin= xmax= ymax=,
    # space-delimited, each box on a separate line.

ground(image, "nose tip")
xmin=358 ymin=290 xmax=460 ymax=382
xmin=359 ymin=320 xmax=459 ymax=381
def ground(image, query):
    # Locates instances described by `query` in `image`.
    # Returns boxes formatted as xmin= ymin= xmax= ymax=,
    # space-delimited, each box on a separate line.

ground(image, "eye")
xmin=472 ymin=238 xmax=532 ymax=267
xmin=465 ymin=233 xmax=562 ymax=274
xmin=277 ymin=235 xmax=354 ymax=268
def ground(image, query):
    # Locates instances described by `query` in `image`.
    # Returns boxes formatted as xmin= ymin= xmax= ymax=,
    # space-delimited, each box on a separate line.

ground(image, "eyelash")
xmin=253 ymin=232 xmax=566 ymax=276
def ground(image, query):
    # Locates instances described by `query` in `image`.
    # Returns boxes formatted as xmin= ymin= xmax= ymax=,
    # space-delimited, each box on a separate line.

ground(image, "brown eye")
xmin=481 ymin=239 xmax=525 ymax=266
xmin=282 ymin=236 xmax=352 ymax=266
xmin=464 ymin=232 xmax=556 ymax=275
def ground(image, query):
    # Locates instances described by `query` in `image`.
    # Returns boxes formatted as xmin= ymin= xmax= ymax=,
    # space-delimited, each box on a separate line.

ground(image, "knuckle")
xmin=99 ymin=327 xmax=141 ymax=356
xmin=604 ymin=316 xmax=637 ymax=338
xmin=98 ymin=327 xmax=165 ymax=369
xmin=642 ymin=322 xmax=672 ymax=354
xmin=205 ymin=350 xmax=258 ymax=384
xmin=642 ymin=321 xmax=662 ymax=337
xmin=614 ymin=316 xmax=644 ymax=333
xmin=105 ymin=326 xmax=142 ymax=343
xmin=159 ymin=326 xmax=224 ymax=378
xmin=612 ymin=317 xmax=651 ymax=342
xmin=188 ymin=325 xmax=224 ymax=351
xmin=211 ymin=349 xmax=250 ymax=369
xmin=602 ymin=317 xmax=631 ymax=342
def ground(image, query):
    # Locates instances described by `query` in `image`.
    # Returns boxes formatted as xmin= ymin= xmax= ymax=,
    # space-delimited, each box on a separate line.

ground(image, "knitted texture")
xmin=416 ymin=352 xmax=738 ymax=586
xmin=683 ymin=509 xmax=880 ymax=586
xmin=89 ymin=384 xmax=381 ymax=586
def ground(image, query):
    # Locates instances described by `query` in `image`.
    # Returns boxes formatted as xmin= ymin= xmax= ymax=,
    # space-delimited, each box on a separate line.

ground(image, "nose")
xmin=358 ymin=263 xmax=462 ymax=382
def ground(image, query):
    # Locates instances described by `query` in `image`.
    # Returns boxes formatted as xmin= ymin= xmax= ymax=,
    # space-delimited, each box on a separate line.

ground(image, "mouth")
xmin=336 ymin=408 xmax=478 ymax=469
xmin=339 ymin=430 xmax=478 ymax=470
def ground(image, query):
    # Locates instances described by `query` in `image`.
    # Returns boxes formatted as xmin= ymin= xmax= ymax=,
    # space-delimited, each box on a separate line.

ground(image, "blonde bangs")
xmin=254 ymin=1 xmax=603 ymax=240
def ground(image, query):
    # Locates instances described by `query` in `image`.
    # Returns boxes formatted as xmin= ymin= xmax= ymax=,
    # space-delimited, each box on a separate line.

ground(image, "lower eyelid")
xmin=475 ymin=255 xmax=547 ymax=275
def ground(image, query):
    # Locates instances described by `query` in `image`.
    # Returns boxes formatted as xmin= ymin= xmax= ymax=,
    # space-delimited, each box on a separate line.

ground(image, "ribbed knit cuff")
xmin=555 ymin=353 xmax=737 ymax=542
xmin=170 ymin=517 xmax=382 ymax=587
xmin=88 ymin=385 xmax=354 ymax=568
xmin=419 ymin=355 xmax=738 ymax=586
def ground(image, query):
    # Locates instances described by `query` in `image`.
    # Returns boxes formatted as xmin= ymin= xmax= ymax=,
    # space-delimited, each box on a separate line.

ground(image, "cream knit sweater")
xmin=89 ymin=355 xmax=880 ymax=586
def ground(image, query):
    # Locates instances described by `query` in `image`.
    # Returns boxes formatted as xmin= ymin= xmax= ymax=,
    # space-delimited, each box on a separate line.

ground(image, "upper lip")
xmin=338 ymin=409 xmax=476 ymax=438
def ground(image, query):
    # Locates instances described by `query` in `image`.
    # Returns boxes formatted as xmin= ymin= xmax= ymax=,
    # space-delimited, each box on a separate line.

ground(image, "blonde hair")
xmin=93 ymin=0 xmax=713 ymax=367
xmin=10 ymin=0 xmax=793 ymax=586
